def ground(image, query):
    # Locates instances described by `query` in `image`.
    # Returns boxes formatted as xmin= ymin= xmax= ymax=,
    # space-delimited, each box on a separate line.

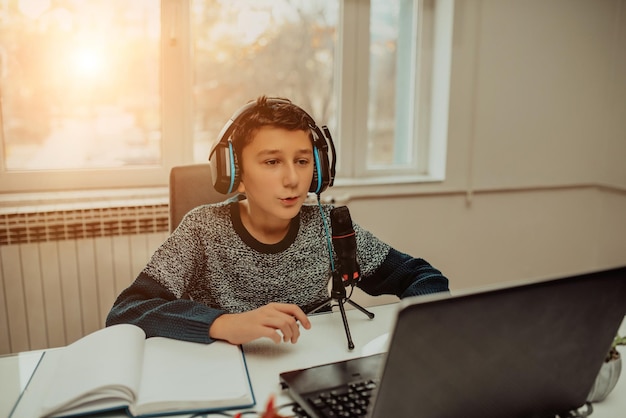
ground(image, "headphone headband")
xmin=209 ymin=98 xmax=336 ymax=195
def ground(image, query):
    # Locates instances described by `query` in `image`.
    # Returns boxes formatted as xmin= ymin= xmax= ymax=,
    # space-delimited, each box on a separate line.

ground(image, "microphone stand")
xmin=307 ymin=271 xmax=375 ymax=350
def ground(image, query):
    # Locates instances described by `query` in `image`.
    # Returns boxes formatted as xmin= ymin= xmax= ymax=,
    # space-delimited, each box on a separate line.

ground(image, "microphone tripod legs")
xmin=346 ymin=299 xmax=375 ymax=320
xmin=337 ymin=300 xmax=355 ymax=350
xmin=306 ymin=273 xmax=375 ymax=350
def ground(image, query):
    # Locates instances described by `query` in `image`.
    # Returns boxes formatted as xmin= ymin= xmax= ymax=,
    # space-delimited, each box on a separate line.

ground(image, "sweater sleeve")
xmin=105 ymin=273 xmax=225 ymax=344
xmin=357 ymin=248 xmax=449 ymax=298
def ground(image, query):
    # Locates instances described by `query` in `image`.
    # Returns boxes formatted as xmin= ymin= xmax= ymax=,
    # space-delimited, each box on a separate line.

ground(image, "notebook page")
xmin=132 ymin=338 xmax=253 ymax=416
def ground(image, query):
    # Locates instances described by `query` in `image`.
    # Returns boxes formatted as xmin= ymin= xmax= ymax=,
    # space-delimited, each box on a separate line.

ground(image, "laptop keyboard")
xmin=298 ymin=379 xmax=379 ymax=418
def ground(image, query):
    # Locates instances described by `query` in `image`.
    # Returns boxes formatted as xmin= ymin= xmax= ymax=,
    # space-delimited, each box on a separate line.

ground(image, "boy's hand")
xmin=209 ymin=302 xmax=311 ymax=345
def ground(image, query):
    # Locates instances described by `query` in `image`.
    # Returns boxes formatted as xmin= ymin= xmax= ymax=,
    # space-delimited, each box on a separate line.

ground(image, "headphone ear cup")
xmin=308 ymin=125 xmax=333 ymax=194
xmin=309 ymin=147 xmax=321 ymax=194
xmin=230 ymin=145 xmax=241 ymax=192
xmin=210 ymin=140 xmax=240 ymax=194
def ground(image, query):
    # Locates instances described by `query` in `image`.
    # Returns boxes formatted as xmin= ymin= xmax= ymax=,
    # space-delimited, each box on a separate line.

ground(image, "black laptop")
xmin=280 ymin=266 xmax=626 ymax=418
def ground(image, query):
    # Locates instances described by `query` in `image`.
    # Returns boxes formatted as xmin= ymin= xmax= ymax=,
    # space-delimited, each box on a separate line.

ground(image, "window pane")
xmin=0 ymin=0 xmax=161 ymax=171
xmin=191 ymin=0 xmax=338 ymax=163
xmin=367 ymin=0 xmax=414 ymax=169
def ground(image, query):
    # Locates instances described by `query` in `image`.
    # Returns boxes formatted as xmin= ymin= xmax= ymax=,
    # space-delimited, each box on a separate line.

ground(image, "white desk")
xmin=1 ymin=303 xmax=625 ymax=417
xmin=243 ymin=303 xmax=398 ymax=414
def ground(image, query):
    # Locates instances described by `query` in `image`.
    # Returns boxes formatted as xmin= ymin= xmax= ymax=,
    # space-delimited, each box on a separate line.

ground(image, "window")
xmin=189 ymin=0 xmax=338 ymax=164
xmin=0 ymin=0 xmax=452 ymax=194
xmin=0 ymin=0 xmax=164 ymax=191
xmin=343 ymin=0 xmax=452 ymax=183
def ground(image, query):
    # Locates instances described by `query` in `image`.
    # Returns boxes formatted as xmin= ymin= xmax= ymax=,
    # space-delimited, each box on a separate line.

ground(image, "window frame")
xmin=0 ymin=0 xmax=453 ymax=195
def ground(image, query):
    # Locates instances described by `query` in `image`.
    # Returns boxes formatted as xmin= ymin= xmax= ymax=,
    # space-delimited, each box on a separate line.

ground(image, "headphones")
xmin=209 ymin=98 xmax=336 ymax=195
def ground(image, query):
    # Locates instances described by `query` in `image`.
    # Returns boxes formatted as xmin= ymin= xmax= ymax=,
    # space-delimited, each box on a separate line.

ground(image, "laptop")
xmin=280 ymin=266 xmax=626 ymax=418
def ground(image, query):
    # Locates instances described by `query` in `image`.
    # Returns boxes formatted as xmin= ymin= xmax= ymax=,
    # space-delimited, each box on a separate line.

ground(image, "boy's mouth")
xmin=280 ymin=196 xmax=299 ymax=204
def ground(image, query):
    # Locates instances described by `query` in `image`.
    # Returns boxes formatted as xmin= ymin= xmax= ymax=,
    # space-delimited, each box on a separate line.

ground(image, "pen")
xmin=262 ymin=395 xmax=276 ymax=417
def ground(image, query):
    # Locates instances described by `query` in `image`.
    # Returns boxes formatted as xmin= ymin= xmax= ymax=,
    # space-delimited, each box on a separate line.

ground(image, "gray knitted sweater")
xmin=106 ymin=196 xmax=448 ymax=343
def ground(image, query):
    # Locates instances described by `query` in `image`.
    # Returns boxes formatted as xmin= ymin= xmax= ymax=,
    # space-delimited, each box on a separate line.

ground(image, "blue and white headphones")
xmin=208 ymin=98 xmax=336 ymax=195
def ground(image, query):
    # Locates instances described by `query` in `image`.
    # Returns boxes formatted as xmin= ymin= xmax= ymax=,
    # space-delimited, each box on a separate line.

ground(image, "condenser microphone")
xmin=307 ymin=205 xmax=375 ymax=349
xmin=331 ymin=206 xmax=360 ymax=286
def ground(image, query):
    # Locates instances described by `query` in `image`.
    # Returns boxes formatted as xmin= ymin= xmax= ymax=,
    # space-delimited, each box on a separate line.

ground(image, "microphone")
xmin=307 ymin=205 xmax=375 ymax=349
xmin=331 ymin=206 xmax=360 ymax=286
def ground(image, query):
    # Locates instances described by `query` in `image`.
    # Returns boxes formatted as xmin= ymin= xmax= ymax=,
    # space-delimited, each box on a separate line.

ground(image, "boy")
xmin=106 ymin=96 xmax=448 ymax=345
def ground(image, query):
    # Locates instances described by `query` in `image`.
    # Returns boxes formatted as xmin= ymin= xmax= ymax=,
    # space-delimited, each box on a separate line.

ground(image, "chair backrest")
xmin=169 ymin=163 xmax=234 ymax=232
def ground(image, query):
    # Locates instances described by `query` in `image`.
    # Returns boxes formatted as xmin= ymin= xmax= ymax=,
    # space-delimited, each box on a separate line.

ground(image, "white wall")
xmin=349 ymin=0 xmax=626 ymax=296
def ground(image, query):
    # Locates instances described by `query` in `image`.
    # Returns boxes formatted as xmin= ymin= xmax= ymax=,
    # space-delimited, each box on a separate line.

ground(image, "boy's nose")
xmin=283 ymin=164 xmax=299 ymax=188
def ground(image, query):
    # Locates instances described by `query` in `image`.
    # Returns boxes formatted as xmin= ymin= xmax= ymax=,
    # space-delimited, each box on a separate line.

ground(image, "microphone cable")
xmin=316 ymin=194 xmax=335 ymax=273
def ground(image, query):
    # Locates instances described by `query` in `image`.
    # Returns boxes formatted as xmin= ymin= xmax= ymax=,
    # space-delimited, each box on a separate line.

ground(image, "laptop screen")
xmin=281 ymin=266 xmax=626 ymax=418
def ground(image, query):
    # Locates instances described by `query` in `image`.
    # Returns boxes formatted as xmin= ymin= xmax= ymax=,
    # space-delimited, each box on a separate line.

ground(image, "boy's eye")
xmin=262 ymin=158 xmax=310 ymax=166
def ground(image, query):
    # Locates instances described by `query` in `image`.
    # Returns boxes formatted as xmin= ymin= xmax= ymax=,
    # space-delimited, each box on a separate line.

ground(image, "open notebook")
xmin=280 ymin=266 xmax=626 ymax=418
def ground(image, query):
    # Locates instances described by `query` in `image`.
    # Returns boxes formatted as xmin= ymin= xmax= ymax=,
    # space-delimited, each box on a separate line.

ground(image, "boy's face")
xmin=238 ymin=126 xmax=314 ymax=223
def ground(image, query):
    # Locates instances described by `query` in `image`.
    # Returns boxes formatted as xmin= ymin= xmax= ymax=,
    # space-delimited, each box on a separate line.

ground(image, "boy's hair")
xmin=231 ymin=96 xmax=313 ymax=160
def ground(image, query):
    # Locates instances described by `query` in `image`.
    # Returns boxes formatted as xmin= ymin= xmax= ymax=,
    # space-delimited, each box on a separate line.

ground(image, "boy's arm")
xmin=357 ymin=248 xmax=449 ymax=298
xmin=107 ymin=273 xmax=312 ymax=345
xmin=106 ymin=273 xmax=224 ymax=344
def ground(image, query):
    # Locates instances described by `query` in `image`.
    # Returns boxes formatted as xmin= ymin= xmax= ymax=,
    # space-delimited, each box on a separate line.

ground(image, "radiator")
xmin=0 ymin=205 xmax=169 ymax=355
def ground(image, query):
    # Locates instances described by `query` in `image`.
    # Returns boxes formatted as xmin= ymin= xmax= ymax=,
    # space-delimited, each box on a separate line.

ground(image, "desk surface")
xmin=1 ymin=303 xmax=625 ymax=418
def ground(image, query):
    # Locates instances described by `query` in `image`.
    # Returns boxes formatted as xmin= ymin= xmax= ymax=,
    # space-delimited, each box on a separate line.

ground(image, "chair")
xmin=168 ymin=163 xmax=235 ymax=232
